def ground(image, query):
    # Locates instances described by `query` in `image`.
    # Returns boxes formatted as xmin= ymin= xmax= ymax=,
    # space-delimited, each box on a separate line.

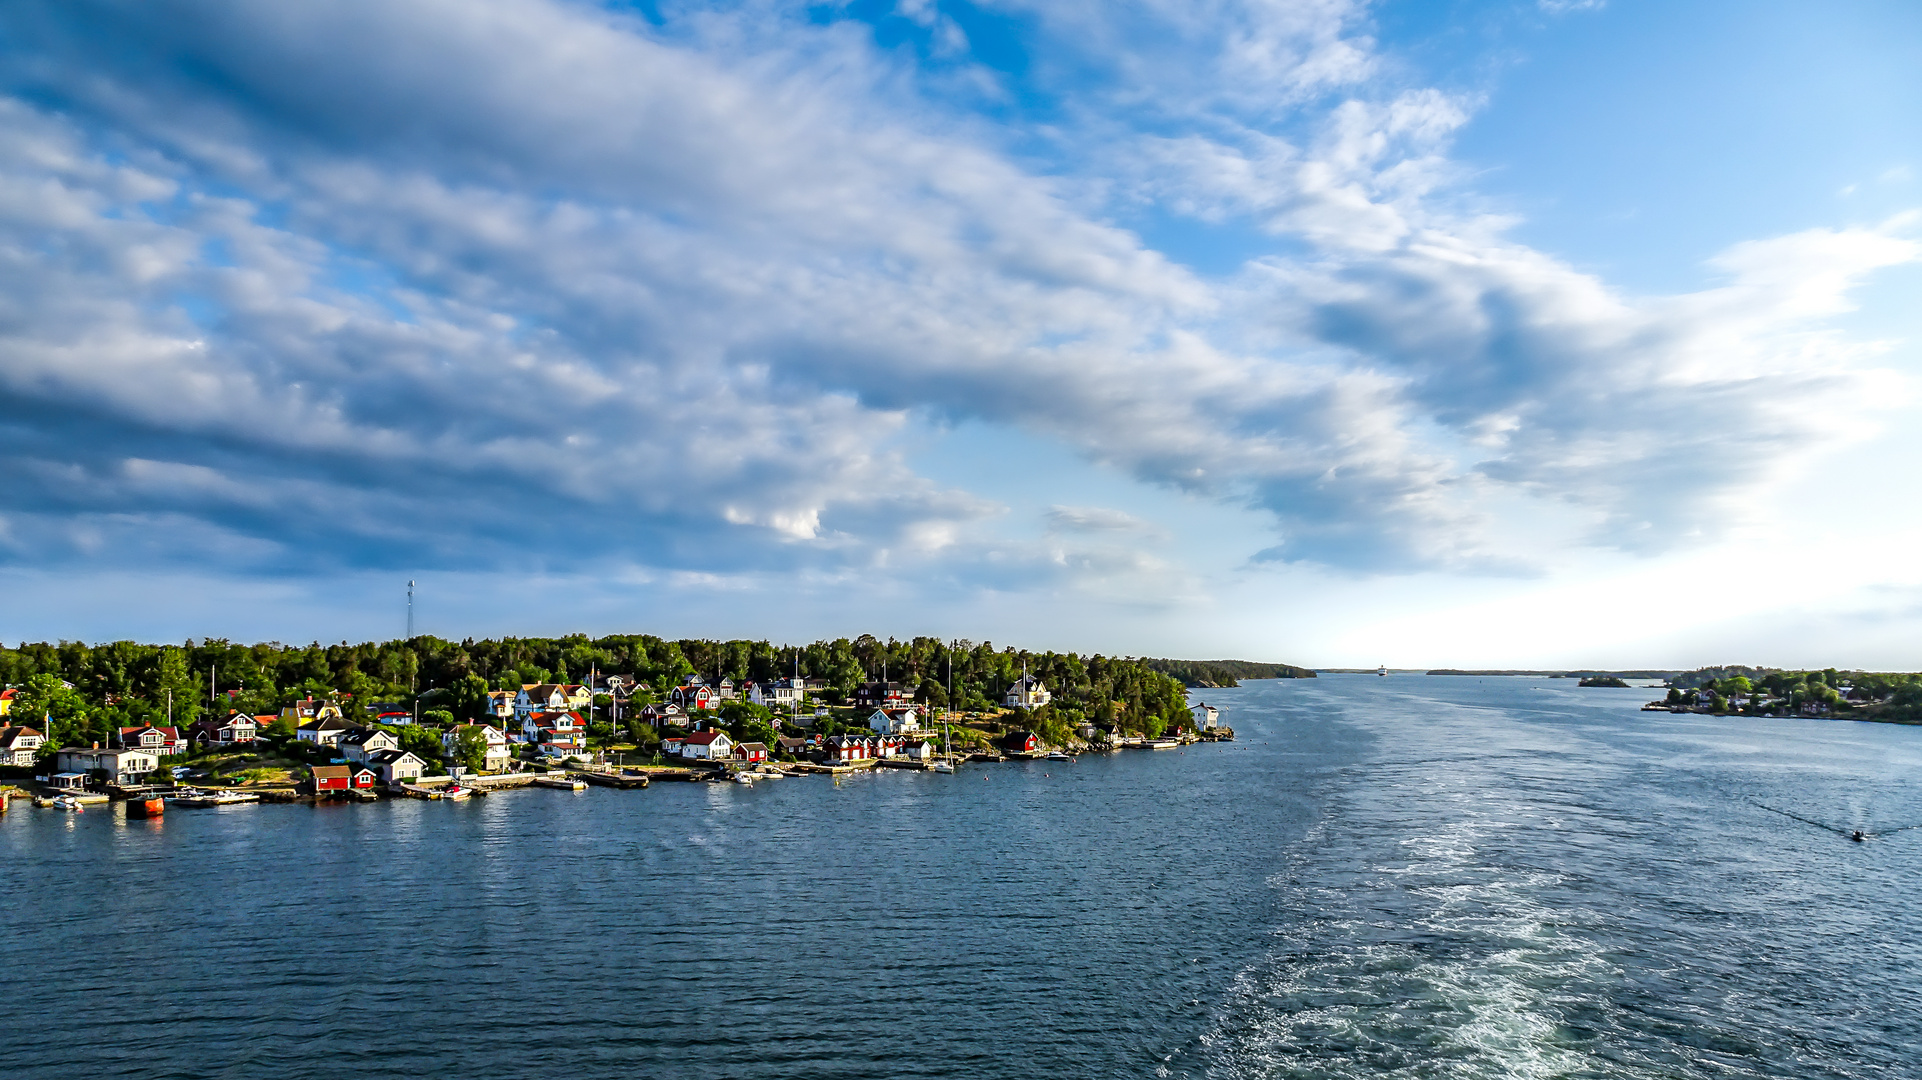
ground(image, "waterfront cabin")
xmin=0 ymin=724 xmax=44 ymax=766
xmin=312 ymin=765 xmax=352 ymax=792
xmin=897 ymin=738 xmax=937 ymax=762
xmin=823 ymin=734 xmax=877 ymax=762
xmin=678 ymin=731 xmax=734 ymax=761
xmin=868 ymin=707 xmax=920 ymax=735
xmin=734 ymin=741 xmax=769 ymax=764
xmin=775 ymin=735 xmax=809 ymax=758
xmin=1000 ymin=730 xmax=1040 ymax=754
xmin=55 ymin=747 xmax=160 ymax=785
xmin=1190 ymin=702 xmax=1220 ymax=730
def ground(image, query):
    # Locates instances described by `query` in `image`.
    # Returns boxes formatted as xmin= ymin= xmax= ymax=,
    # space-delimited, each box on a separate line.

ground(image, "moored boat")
xmin=441 ymin=783 xmax=472 ymax=800
xmin=172 ymin=790 xmax=260 ymax=807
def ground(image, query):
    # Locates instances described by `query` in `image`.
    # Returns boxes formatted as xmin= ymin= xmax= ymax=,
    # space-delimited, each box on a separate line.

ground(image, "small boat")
xmin=1046 ymin=751 xmax=1073 ymax=762
xmin=1377 ymin=664 xmax=1388 ymax=676
xmin=732 ymin=772 xmax=755 ymax=785
xmin=51 ymin=795 xmax=84 ymax=812
xmin=172 ymin=790 xmax=260 ymax=807
xmin=532 ymin=775 xmax=586 ymax=790
xmin=930 ymin=761 xmax=955 ymax=774
xmin=440 ymin=784 xmax=471 ymax=800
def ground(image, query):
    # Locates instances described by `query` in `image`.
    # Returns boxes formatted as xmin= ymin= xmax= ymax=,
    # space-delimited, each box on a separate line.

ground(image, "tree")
xmin=421 ymin=708 xmax=455 ymax=728
xmin=447 ymin=673 xmax=492 ymax=722
xmin=451 ymin=726 xmax=489 ymax=774
xmin=390 ymin=724 xmax=445 ymax=765
xmin=13 ymin=673 xmax=101 ymax=752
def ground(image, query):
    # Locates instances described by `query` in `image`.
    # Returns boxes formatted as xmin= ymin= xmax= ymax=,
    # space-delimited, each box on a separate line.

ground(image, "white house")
xmin=869 ymin=707 xmax=920 ymax=735
xmin=898 ymin=738 xmax=937 ymax=761
xmin=296 ymin=716 xmax=357 ymax=747
xmin=1190 ymin=702 xmax=1220 ymax=730
xmin=1005 ymin=672 xmax=1051 ymax=710
xmin=514 ymin=683 xmax=591 ymax=721
xmin=678 ymin=730 xmax=734 ymax=760
xmin=56 ymin=747 xmax=159 ymax=785
xmin=339 ymin=727 xmax=402 ymax=764
xmin=366 ymin=749 xmax=427 ymax=786
xmin=443 ymin=724 xmax=512 ymax=771
xmin=0 ymin=724 xmax=44 ymax=766
xmin=117 ymin=725 xmax=184 ymax=756
xmin=747 ymin=679 xmax=805 ymax=709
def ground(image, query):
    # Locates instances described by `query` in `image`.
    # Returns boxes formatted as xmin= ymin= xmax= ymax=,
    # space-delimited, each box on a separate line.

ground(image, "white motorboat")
xmin=173 ymin=790 xmax=260 ymax=807
xmin=51 ymin=795 xmax=84 ymax=812
xmin=1046 ymin=751 xmax=1073 ymax=762
xmin=441 ymin=784 xmax=472 ymax=800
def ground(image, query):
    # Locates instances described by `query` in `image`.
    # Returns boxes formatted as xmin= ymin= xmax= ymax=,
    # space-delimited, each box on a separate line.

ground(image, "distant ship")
xmin=1377 ymin=664 xmax=1387 ymax=676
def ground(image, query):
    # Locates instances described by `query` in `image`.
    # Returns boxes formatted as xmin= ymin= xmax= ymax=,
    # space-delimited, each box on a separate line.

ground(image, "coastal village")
xmin=0 ymin=666 xmax=1234 ymax=813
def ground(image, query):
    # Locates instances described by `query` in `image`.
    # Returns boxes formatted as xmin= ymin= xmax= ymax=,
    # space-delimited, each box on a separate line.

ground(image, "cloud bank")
xmin=0 ymin=0 xmax=1911 ymax=611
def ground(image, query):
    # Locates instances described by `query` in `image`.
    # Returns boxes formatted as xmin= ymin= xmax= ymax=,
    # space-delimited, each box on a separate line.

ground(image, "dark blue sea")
xmin=4 ymin=675 xmax=1920 ymax=1078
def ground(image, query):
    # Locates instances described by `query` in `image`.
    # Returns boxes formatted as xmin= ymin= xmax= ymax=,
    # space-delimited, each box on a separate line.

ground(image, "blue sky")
xmin=1 ymin=0 xmax=1919 ymax=669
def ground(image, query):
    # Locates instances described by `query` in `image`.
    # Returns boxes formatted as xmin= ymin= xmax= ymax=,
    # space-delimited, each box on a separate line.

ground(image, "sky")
xmin=1 ymin=0 xmax=1919 ymax=669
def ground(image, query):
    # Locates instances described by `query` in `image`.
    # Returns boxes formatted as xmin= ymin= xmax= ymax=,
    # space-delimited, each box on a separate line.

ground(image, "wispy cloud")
xmin=0 ymin=0 xmax=1909 ymax=611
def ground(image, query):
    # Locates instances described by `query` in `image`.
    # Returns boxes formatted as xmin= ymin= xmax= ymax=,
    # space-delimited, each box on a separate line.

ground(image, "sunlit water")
xmin=3 ymin=675 xmax=1918 ymax=1078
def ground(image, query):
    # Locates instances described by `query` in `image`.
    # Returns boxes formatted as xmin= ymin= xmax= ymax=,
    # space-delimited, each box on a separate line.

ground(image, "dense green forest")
xmin=0 ymin=634 xmax=1220 ymax=750
xmin=1141 ymin=658 xmax=1315 ymax=685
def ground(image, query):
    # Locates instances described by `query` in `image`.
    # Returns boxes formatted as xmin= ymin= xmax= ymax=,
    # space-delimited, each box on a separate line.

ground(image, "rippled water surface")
xmin=4 ymin=675 xmax=1920 ymax=1078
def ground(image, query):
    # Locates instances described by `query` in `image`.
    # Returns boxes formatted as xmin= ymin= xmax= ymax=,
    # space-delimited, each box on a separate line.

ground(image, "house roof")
xmin=299 ymin=717 xmax=355 ymax=731
xmin=735 ymin=741 xmax=769 ymax=752
xmin=0 ymin=725 xmax=43 ymax=744
xmin=339 ymin=728 xmax=393 ymax=747
xmin=367 ymin=749 xmax=423 ymax=766
xmin=683 ymin=731 xmax=728 ymax=745
xmin=312 ymin=765 xmax=350 ymax=780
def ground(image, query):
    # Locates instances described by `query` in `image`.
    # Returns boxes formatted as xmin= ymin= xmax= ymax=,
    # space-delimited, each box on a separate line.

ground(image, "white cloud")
xmin=0 ymin=0 xmax=1911 ymax=610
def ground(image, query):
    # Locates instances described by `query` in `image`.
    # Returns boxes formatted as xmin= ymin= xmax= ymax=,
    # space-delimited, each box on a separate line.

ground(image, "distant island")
xmin=1577 ymin=676 xmax=1630 ymax=687
xmin=1429 ymin=669 xmax=1680 ymax=679
xmin=1140 ymin=658 xmax=1315 ymax=686
xmin=1644 ymin=667 xmax=1922 ymax=725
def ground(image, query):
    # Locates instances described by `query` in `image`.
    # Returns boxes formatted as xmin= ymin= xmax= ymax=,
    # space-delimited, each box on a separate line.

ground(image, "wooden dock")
xmin=574 ymin=769 xmax=650 ymax=789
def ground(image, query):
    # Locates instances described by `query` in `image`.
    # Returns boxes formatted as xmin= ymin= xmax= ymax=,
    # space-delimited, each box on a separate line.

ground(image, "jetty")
xmin=575 ymin=768 xmax=650 ymax=789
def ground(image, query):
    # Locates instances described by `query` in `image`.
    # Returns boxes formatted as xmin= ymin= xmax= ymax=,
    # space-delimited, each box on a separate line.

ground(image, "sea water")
xmin=2 ymin=674 xmax=1918 ymax=1078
